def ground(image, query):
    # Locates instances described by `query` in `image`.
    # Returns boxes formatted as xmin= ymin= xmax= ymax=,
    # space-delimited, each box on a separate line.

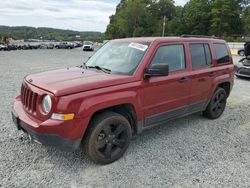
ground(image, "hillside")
xmin=0 ymin=26 xmax=104 ymax=41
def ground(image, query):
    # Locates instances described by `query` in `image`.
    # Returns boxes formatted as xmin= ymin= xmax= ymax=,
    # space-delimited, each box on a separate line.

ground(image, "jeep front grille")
xmin=21 ymin=84 xmax=38 ymax=113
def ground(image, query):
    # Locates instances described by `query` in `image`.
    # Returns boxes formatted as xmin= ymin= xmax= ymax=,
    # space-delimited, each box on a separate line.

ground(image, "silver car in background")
xmin=235 ymin=41 xmax=250 ymax=78
xmin=83 ymin=41 xmax=94 ymax=51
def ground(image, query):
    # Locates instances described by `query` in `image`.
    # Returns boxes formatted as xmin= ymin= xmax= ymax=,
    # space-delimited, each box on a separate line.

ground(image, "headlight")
xmin=42 ymin=95 xmax=52 ymax=113
xmin=51 ymin=113 xmax=75 ymax=121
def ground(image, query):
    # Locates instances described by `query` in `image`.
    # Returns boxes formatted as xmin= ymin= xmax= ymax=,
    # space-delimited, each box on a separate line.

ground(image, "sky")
xmin=0 ymin=0 xmax=188 ymax=32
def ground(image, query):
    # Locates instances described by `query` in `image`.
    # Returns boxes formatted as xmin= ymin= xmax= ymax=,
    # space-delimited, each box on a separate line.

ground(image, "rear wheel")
xmin=203 ymin=88 xmax=227 ymax=119
xmin=84 ymin=111 xmax=132 ymax=164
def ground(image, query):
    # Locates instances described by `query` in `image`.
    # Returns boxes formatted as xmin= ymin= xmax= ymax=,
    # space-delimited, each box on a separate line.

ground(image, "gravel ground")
xmin=0 ymin=49 xmax=250 ymax=188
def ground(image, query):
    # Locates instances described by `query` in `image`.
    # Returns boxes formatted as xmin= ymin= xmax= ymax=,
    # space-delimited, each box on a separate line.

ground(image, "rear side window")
xmin=151 ymin=44 xmax=185 ymax=72
xmin=189 ymin=43 xmax=212 ymax=68
xmin=214 ymin=43 xmax=230 ymax=64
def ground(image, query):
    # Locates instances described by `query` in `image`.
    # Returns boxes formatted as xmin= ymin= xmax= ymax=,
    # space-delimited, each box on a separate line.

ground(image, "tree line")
xmin=0 ymin=26 xmax=104 ymax=42
xmin=105 ymin=0 xmax=250 ymax=41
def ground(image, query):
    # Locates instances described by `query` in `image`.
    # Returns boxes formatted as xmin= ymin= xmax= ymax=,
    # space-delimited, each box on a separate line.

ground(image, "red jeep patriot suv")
xmin=12 ymin=36 xmax=234 ymax=164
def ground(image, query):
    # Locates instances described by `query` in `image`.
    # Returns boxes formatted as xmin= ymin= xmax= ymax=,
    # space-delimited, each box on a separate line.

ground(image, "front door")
xmin=142 ymin=43 xmax=191 ymax=127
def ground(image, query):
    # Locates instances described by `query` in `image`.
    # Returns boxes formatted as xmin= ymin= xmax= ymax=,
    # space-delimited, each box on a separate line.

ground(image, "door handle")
xmin=208 ymin=72 xmax=216 ymax=77
xmin=179 ymin=77 xmax=189 ymax=83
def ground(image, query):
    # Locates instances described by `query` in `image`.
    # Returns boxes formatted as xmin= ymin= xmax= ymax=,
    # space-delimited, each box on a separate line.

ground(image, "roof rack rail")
xmin=181 ymin=34 xmax=219 ymax=39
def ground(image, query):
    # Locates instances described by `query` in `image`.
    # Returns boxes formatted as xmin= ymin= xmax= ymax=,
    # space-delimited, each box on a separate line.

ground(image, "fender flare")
xmin=76 ymin=91 xmax=143 ymax=122
xmin=210 ymin=74 xmax=231 ymax=100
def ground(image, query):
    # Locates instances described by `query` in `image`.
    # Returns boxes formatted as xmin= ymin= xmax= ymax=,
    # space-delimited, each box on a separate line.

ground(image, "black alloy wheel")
xmin=84 ymin=111 xmax=132 ymax=164
xmin=203 ymin=88 xmax=227 ymax=119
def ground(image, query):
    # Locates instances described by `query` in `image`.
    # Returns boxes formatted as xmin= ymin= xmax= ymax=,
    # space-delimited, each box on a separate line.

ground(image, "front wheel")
xmin=203 ymin=88 xmax=227 ymax=119
xmin=84 ymin=111 xmax=132 ymax=164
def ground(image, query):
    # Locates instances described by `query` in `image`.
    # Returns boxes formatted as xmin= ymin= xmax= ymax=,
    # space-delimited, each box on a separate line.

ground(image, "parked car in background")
xmin=235 ymin=59 xmax=250 ymax=78
xmin=31 ymin=45 xmax=40 ymax=50
xmin=39 ymin=44 xmax=48 ymax=49
xmin=21 ymin=45 xmax=33 ymax=50
xmin=47 ymin=44 xmax=55 ymax=49
xmin=6 ymin=45 xmax=18 ymax=51
xmin=235 ymin=42 xmax=250 ymax=78
xmin=74 ymin=42 xmax=83 ymax=48
xmin=12 ymin=36 xmax=234 ymax=164
xmin=0 ymin=44 xmax=7 ymax=51
xmin=55 ymin=42 xmax=74 ymax=49
xmin=83 ymin=41 xmax=94 ymax=51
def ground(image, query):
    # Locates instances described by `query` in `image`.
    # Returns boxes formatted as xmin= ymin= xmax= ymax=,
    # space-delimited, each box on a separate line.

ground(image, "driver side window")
xmin=151 ymin=44 xmax=186 ymax=72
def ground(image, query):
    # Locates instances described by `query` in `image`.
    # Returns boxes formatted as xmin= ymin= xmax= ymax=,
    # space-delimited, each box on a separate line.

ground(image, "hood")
xmin=25 ymin=67 xmax=135 ymax=96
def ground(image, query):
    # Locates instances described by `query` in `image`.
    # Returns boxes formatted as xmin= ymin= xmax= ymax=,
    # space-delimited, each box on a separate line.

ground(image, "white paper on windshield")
xmin=128 ymin=43 xmax=148 ymax=51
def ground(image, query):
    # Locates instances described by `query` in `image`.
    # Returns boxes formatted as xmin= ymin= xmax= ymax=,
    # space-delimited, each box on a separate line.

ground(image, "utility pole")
xmin=162 ymin=16 xmax=166 ymax=37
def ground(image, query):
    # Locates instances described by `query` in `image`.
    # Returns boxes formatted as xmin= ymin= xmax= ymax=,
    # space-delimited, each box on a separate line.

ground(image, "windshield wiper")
xmin=77 ymin=62 xmax=87 ymax=69
xmin=87 ymin=66 xmax=111 ymax=74
xmin=83 ymin=62 xmax=87 ymax=69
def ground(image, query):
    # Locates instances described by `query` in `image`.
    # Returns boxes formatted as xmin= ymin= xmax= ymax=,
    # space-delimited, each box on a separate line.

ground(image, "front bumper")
xmin=83 ymin=46 xmax=93 ymax=50
xmin=235 ymin=64 xmax=250 ymax=78
xmin=12 ymin=97 xmax=90 ymax=150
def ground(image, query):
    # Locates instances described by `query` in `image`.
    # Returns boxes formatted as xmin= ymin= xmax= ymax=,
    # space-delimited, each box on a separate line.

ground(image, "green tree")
xmin=168 ymin=6 xmax=186 ymax=35
xmin=0 ymin=26 xmax=103 ymax=41
xmin=149 ymin=0 xmax=175 ymax=18
xmin=148 ymin=0 xmax=176 ymax=35
xmin=183 ymin=0 xmax=211 ymax=35
xmin=118 ymin=0 xmax=150 ymax=37
xmin=106 ymin=0 xmax=153 ymax=38
xmin=210 ymin=0 xmax=242 ymax=36
xmin=105 ymin=0 xmax=247 ymax=39
xmin=105 ymin=0 xmax=176 ymax=38
xmin=105 ymin=15 xmax=122 ymax=39
xmin=242 ymin=6 xmax=250 ymax=35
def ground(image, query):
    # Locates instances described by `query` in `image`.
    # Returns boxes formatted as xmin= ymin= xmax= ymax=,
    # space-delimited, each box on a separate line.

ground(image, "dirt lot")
xmin=0 ymin=49 xmax=250 ymax=188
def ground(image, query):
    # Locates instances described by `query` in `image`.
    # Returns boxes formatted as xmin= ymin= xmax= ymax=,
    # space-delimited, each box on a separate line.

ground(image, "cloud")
xmin=0 ymin=0 xmax=189 ymax=32
xmin=175 ymin=0 xmax=188 ymax=6
xmin=0 ymin=0 xmax=118 ymax=32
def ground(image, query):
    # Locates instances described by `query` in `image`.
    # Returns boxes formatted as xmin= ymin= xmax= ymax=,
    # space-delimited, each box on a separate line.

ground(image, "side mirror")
xmin=144 ymin=64 xmax=169 ymax=79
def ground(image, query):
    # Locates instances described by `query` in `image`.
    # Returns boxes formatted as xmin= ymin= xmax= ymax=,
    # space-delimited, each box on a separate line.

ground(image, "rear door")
xmin=212 ymin=43 xmax=234 ymax=91
xmin=188 ymin=43 xmax=214 ymax=110
xmin=142 ymin=43 xmax=191 ymax=127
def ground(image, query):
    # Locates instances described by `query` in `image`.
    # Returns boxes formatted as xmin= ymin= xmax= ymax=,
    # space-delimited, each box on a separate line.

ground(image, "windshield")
xmin=86 ymin=41 xmax=150 ymax=75
xmin=84 ymin=41 xmax=92 ymax=45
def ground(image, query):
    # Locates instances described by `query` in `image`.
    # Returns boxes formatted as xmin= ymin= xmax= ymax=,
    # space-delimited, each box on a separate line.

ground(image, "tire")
xmin=238 ymin=50 xmax=245 ymax=56
xmin=203 ymin=88 xmax=227 ymax=119
xmin=84 ymin=111 xmax=132 ymax=164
